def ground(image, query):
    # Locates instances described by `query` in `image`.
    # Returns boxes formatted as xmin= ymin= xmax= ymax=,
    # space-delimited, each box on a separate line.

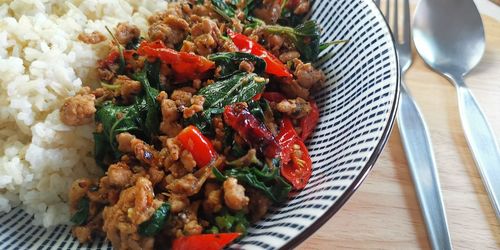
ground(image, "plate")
xmin=0 ymin=0 xmax=399 ymax=249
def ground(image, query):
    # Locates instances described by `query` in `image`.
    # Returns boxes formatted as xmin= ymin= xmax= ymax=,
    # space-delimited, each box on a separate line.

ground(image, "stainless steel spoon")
xmin=413 ymin=0 xmax=500 ymax=219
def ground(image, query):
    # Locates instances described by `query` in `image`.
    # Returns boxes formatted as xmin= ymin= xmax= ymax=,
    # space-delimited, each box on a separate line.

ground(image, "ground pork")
xmin=78 ymin=31 xmax=107 ymax=44
xmin=223 ymin=177 xmax=249 ymax=211
xmin=60 ymin=89 xmax=96 ymax=126
xmin=253 ymin=0 xmax=282 ymax=24
xmin=115 ymin=22 xmax=141 ymax=45
xmin=276 ymin=98 xmax=312 ymax=119
xmin=102 ymin=177 xmax=158 ymax=250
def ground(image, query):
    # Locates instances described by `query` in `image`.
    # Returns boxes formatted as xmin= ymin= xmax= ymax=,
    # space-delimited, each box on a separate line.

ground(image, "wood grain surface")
xmin=298 ymin=10 xmax=500 ymax=250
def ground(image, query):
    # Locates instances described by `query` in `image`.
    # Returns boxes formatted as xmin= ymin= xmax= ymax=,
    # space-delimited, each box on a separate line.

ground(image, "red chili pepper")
xmin=300 ymin=101 xmax=319 ymax=141
xmin=172 ymin=233 xmax=241 ymax=250
xmin=176 ymin=125 xmax=218 ymax=167
xmin=252 ymin=93 xmax=262 ymax=101
xmin=99 ymin=50 xmax=136 ymax=68
xmin=223 ymin=104 xmax=280 ymax=159
xmin=137 ymin=40 xmax=215 ymax=81
xmin=261 ymin=92 xmax=286 ymax=103
xmin=280 ymin=137 xmax=312 ymax=190
xmin=228 ymin=31 xmax=293 ymax=79
xmin=274 ymin=118 xmax=312 ymax=190
xmin=276 ymin=118 xmax=297 ymax=165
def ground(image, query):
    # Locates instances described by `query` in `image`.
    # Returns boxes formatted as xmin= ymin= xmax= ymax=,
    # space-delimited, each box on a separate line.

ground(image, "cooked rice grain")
xmin=0 ymin=0 xmax=166 ymax=227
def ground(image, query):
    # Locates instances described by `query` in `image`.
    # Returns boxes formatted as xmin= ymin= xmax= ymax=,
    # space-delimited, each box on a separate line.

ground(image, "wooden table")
xmin=298 ymin=11 xmax=500 ymax=250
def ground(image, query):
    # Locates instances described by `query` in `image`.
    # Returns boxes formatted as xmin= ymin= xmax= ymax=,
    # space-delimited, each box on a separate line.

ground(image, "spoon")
xmin=413 ymin=0 xmax=500 ymax=219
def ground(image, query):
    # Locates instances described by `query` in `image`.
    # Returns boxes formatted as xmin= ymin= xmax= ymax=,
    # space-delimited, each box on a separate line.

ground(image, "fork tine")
xmin=393 ymin=0 xmax=399 ymax=41
xmin=403 ymin=0 xmax=411 ymax=44
xmin=374 ymin=0 xmax=380 ymax=8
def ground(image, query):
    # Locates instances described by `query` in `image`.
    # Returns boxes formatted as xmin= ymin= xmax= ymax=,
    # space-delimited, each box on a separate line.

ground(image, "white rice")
xmin=0 ymin=0 xmax=166 ymax=227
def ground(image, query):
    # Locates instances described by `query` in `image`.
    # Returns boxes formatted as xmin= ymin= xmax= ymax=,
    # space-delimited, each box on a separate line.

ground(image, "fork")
xmin=375 ymin=0 xmax=453 ymax=249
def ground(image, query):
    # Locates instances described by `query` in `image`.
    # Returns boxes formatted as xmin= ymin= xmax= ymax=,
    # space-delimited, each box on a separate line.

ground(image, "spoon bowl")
xmin=413 ymin=0 xmax=485 ymax=77
xmin=413 ymin=0 xmax=500 ymax=220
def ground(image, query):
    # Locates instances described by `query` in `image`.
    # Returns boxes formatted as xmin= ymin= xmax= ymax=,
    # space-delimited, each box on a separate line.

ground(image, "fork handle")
xmin=397 ymin=82 xmax=453 ymax=250
xmin=450 ymin=74 xmax=500 ymax=220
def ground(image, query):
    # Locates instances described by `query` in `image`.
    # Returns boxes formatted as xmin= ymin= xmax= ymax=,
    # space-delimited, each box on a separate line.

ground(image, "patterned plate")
xmin=0 ymin=0 xmax=399 ymax=249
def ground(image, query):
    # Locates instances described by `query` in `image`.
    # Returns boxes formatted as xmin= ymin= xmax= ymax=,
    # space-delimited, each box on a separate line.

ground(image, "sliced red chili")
xmin=177 ymin=125 xmax=218 ymax=167
xmin=280 ymin=138 xmax=312 ymax=190
xmin=137 ymin=40 xmax=215 ymax=81
xmin=276 ymin=118 xmax=298 ymax=165
xmin=223 ymin=103 xmax=280 ymax=159
xmin=228 ymin=31 xmax=293 ymax=79
xmin=300 ymin=101 xmax=319 ymax=141
xmin=273 ymin=118 xmax=313 ymax=190
xmin=172 ymin=233 xmax=241 ymax=250
xmin=99 ymin=50 xmax=136 ymax=68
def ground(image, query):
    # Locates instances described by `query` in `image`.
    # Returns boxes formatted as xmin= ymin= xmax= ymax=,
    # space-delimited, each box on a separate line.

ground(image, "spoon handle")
xmin=397 ymin=83 xmax=452 ymax=250
xmin=451 ymin=75 xmax=500 ymax=219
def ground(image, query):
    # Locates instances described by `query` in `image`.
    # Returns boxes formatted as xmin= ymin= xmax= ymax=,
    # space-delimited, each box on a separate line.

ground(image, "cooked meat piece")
xmin=180 ymin=150 xmax=196 ymax=172
xmin=279 ymin=51 xmax=301 ymax=63
xmin=148 ymin=166 xmax=165 ymax=186
xmin=116 ymin=132 xmax=135 ymax=153
xmin=167 ymin=167 xmax=211 ymax=196
xmin=169 ymin=194 xmax=190 ymax=213
xmin=168 ymin=162 xmax=189 ymax=178
xmin=180 ymin=40 xmax=196 ymax=53
xmin=107 ymin=162 xmax=133 ymax=188
xmin=78 ymin=31 xmax=107 ymax=44
xmin=268 ymin=34 xmax=284 ymax=52
xmin=72 ymin=226 xmax=92 ymax=243
xmin=223 ymin=177 xmax=249 ymax=211
xmin=202 ymin=182 xmax=223 ymax=214
xmin=248 ymin=188 xmax=272 ymax=222
xmin=114 ymin=75 xmax=142 ymax=103
xmin=102 ymin=178 xmax=157 ymax=250
xmin=220 ymin=39 xmax=238 ymax=52
xmin=253 ymin=0 xmax=282 ymax=24
xmin=280 ymin=80 xmax=310 ymax=99
xmin=276 ymin=98 xmax=312 ymax=119
xmin=167 ymin=173 xmax=198 ymax=195
xmin=98 ymin=67 xmax=115 ymax=82
xmin=194 ymin=34 xmax=217 ymax=56
xmin=294 ymin=59 xmax=326 ymax=89
xmin=131 ymin=137 xmax=162 ymax=167
xmin=115 ymin=22 xmax=140 ymax=45
xmin=294 ymin=0 xmax=311 ymax=15
xmin=157 ymin=92 xmax=183 ymax=137
xmin=191 ymin=17 xmax=221 ymax=56
xmin=148 ymin=15 xmax=189 ymax=48
xmin=183 ymin=95 xmax=204 ymax=119
xmin=239 ymin=60 xmax=255 ymax=73
xmin=171 ymin=89 xmax=192 ymax=107
xmin=183 ymin=220 xmax=203 ymax=235
xmin=165 ymin=137 xmax=181 ymax=161
xmin=60 ymin=92 xmax=96 ymax=126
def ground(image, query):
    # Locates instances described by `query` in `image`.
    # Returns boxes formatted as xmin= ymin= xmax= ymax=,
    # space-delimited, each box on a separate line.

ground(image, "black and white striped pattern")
xmin=0 ymin=0 xmax=399 ymax=249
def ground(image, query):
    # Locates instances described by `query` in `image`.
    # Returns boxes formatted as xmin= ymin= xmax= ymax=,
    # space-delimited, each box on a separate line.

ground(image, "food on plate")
xmin=62 ymin=0 xmax=340 ymax=248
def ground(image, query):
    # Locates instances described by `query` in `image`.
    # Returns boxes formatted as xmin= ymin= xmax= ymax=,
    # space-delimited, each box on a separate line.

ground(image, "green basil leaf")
xmin=138 ymin=202 xmax=171 ymax=236
xmin=70 ymin=197 xmax=89 ymax=226
xmin=208 ymin=52 xmax=266 ymax=79
xmin=264 ymin=20 xmax=322 ymax=62
xmin=198 ymin=72 xmax=266 ymax=111
xmin=224 ymin=165 xmax=291 ymax=203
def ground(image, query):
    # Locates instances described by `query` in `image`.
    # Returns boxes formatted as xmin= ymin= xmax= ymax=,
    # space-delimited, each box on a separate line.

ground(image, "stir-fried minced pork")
xmin=223 ymin=177 xmax=249 ymax=211
xmin=63 ymin=0 xmax=334 ymax=248
xmin=78 ymin=31 xmax=107 ymax=44
xmin=60 ymin=88 xmax=96 ymax=126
